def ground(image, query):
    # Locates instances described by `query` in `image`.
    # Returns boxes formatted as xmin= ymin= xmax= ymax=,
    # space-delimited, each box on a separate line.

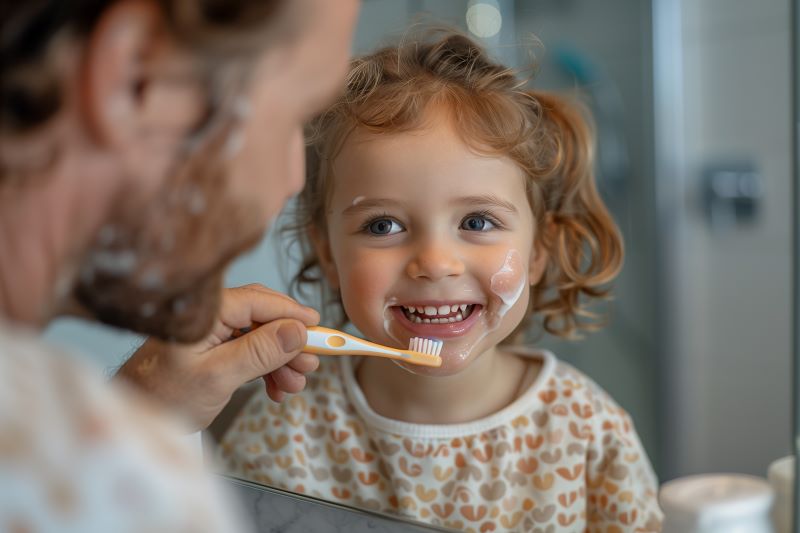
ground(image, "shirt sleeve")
xmin=0 ymin=330 xmax=250 ymax=533
xmin=585 ymin=392 xmax=663 ymax=532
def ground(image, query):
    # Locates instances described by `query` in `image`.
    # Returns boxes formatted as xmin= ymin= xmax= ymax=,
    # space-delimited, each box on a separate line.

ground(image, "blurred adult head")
xmin=0 ymin=0 xmax=358 ymax=340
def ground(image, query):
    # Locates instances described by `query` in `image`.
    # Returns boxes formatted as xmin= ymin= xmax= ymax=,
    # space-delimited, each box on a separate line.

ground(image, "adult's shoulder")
xmin=0 ymin=322 xmax=249 ymax=533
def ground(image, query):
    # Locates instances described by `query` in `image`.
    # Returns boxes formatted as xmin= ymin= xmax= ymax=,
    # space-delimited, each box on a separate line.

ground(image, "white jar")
xmin=767 ymin=455 xmax=795 ymax=533
xmin=659 ymin=474 xmax=775 ymax=533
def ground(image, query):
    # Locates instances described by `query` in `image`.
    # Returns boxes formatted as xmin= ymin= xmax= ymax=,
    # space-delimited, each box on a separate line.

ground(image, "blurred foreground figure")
xmin=0 ymin=1 xmax=358 ymax=530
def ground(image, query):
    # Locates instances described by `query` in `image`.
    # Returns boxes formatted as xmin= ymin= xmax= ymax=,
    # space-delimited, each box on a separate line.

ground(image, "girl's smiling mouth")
xmin=390 ymin=302 xmax=483 ymax=338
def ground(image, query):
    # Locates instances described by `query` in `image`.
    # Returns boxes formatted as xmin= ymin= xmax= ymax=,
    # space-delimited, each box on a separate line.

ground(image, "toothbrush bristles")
xmin=409 ymin=337 xmax=443 ymax=357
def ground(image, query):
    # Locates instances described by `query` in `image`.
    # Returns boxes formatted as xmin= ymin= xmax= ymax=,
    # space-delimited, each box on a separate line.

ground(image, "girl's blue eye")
xmin=461 ymin=215 xmax=496 ymax=231
xmin=367 ymin=218 xmax=403 ymax=235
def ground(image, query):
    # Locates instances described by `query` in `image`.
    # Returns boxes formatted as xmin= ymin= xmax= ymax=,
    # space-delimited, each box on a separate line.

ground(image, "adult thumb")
xmin=229 ymin=319 xmax=308 ymax=384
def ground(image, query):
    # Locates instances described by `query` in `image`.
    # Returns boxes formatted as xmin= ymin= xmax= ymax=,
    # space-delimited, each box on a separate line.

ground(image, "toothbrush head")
xmin=408 ymin=337 xmax=443 ymax=357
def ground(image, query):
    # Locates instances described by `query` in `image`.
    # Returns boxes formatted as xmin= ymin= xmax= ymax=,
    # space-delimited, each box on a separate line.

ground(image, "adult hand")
xmin=116 ymin=284 xmax=320 ymax=431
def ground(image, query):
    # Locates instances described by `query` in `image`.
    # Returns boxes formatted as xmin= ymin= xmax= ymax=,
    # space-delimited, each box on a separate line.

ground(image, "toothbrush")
xmin=304 ymin=326 xmax=443 ymax=367
xmin=230 ymin=325 xmax=444 ymax=367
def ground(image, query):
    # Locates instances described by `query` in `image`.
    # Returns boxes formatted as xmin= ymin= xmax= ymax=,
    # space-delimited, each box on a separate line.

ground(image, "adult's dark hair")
xmin=1 ymin=1 xmax=293 ymax=137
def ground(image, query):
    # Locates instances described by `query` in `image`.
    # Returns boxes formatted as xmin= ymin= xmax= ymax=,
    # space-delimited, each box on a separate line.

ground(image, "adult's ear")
xmin=81 ymin=0 xmax=205 ymax=188
xmin=309 ymin=224 xmax=340 ymax=289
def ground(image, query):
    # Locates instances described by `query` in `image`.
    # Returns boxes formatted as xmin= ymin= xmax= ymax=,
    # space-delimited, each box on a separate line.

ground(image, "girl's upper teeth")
xmin=402 ymin=303 xmax=473 ymax=318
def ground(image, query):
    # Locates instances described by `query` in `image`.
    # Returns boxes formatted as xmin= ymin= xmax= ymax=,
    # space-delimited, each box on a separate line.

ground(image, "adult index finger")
xmin=219 ymin=286 xmax=320 ymax=331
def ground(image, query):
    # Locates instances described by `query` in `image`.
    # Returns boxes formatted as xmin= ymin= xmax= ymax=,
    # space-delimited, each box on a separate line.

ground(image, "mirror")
xmin=793 ymin=0 xmax=799 ymax=526
xmin=44 ymin=0 xmax=796 ymax=530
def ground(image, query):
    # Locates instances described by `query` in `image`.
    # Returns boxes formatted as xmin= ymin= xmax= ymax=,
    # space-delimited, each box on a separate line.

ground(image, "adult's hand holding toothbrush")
xmin=116 ymin=284 xmax=320 ymax=431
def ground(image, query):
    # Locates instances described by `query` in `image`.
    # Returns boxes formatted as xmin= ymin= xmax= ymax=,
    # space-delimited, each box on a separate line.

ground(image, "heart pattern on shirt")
xmin=218 ymin=357 xmax=663 ymax=532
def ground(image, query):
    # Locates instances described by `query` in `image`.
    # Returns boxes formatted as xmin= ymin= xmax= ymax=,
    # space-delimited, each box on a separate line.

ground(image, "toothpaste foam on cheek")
xmin=382 ymin=296 xmax=403 ymax=346
xmin=381 ymin=251 xmax=525 ymax=373
xmin=487 ymin=249 xmax=527 ymax=329
xmin=444 ymin=249 xmax=526 ymax=366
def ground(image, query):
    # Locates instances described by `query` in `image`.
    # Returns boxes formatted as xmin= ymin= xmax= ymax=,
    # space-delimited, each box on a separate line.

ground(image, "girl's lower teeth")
xmin=403 ymin=305 xmax=473 ymax=324
xmin=410 ymin=313 xmax=463 ymax=324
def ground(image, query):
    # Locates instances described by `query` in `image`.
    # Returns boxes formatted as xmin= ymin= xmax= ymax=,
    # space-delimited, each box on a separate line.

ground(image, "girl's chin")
xmin=375 ymin=329 xmax=492 ymax=377
xmin=393 ymin=346 xmax=480 ymax=376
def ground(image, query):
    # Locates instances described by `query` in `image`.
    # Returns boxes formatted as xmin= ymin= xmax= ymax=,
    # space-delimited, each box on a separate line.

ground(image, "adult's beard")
xmin=74 ymin=108 xmax=268 ymax=343
xmin=75 ymin=265 xmax=225 ymax=343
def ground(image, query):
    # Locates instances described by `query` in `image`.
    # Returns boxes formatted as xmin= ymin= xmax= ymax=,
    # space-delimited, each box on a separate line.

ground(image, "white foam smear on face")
xmin=185 ymin=186 xmax=207 ymax=214
xmin=223 ymin=129 xmax=245 ymax=158
xmin=487 ymin=249 xmax=526 ymax=327
xmin=445 ymin=249 xmax=526 ymax=367
xmin=223 ymin=98 xmax=251 ymax=159
xmin=374 ymin=248 xmax=527 ymax=374
xmin=352 ymin=196 xmax=366 ymax=206
xmin=87 ymin=249 xmax=138 ymax=276
xmin=379 ymin=249 xmax=528 ymax=375
xmin=234 ymin=99 xmax=252 ymax=120
xmin=138 ymin=267 xmax=165 ymax=290
xmin=382 ymin=296 xmax=400 ymax=346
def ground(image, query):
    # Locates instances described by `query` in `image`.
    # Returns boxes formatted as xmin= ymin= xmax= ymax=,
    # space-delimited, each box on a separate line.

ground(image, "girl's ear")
xmin=529 ymin=220 xmax=553 ymax=286
xmin=309 ymin=225 xmax=340 ymax=290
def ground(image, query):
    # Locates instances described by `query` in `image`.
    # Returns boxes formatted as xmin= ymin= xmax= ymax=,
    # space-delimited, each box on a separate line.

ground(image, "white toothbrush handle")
xmin=304 ymin=327 xmax=405 ymax=358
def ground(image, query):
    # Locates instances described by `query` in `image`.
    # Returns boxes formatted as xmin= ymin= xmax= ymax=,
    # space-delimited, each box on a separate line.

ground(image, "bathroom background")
xmin=45 ymin=0 xmax=794 ymax=488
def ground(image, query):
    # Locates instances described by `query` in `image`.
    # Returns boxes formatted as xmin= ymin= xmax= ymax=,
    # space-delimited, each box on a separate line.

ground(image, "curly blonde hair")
xmin=290 ymin=31 xmax=623 ymax=340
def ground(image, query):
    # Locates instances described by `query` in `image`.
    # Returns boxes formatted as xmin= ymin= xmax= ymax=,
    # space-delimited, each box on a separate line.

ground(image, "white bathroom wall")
xmin=666 ymin=0 xmax=793 ymax=478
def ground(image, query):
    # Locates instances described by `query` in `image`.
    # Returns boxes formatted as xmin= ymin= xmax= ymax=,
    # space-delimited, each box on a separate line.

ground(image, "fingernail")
xmin=277 ymin=322 xmax=304 ymax=353
xmin=304 ymin=306 xmax=321 ymax=324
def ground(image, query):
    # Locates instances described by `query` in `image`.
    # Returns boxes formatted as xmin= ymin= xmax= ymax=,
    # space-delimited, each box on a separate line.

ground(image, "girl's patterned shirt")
xmin=217 ymin=349 xmax=663 ymax=532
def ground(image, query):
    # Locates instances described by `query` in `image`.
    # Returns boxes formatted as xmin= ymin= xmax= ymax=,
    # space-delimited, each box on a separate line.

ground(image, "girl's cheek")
xmin=339 ymin=250 xmax=398 ymax=330
xmin=485 ymin=248 xmax=528 ymax=330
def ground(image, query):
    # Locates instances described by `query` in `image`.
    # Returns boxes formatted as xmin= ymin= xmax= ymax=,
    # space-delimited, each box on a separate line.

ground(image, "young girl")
xmin=217 ymin=32 xmax=663 ymax=532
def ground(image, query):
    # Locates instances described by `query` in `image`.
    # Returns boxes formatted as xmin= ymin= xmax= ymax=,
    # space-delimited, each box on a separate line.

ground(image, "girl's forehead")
xmin=330 ymin=121 xmax=526 ymax=206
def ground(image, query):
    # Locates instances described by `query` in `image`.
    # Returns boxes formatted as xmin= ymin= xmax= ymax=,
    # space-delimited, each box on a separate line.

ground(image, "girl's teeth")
xmin=401 ymin=304 xmax=475 ymax=323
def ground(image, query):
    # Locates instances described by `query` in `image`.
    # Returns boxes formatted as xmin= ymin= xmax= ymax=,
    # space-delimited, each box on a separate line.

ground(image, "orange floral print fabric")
xmin=218 ymin=349 xmax=663 ymax=532
xmin=0 ymin=327 xmax=248 ymax=533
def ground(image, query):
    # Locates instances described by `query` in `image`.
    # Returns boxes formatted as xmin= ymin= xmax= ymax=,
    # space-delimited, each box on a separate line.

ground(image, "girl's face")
xmin=315 ymin=112 xmax=547 ymax=376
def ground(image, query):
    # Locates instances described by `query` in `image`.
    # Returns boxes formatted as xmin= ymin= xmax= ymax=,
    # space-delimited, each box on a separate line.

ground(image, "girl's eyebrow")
xmin=341 ymin=195 xmax=519 ymax=216
xmin=454 ymin=195 xmax=518 ymax=214
xmin=341 ymin=197 xmax=403 ymax=216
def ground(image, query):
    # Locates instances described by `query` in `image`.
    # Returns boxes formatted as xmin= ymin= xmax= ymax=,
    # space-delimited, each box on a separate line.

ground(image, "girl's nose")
xmin=406 ymin=240 xmax=466 ymax=281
